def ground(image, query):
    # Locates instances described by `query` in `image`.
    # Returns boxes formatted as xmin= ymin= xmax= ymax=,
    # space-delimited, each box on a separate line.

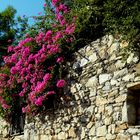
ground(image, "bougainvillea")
xmin=0 ymin=0 xmax=76 ymax=120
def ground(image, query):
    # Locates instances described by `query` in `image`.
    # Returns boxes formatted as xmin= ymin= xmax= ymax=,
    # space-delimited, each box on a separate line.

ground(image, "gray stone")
xmin=115 ymin=60 xmax=125 ymax=69
xmin=80 ymin=58 xmax=89 ymax=67
xmin=114 ymin=68 xmax=128 ymax=79
xmin=89 ymin=53 xmax=98 ymax=62
xmin=122 ymin=73 xmax=135 ymax=82
xmin=128 ymin=128 xmax=140 ymax=134
xmin=127 ymin=53 xmax=134 ymax=64
xmin=99 ymin=74 xmax=112 ymax=84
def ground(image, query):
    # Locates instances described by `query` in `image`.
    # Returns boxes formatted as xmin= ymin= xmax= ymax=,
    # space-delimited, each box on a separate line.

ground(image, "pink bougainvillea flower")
xmin=47 ymin=91 xmax=55 ymax=95
xmin=56 ymin=57 xmax=64 ymax=63
xmin=43 ymin=73 xmax=51 ymax=82
xmin=2 ymin=104 xmax=10 ymax=109
xmin=56 ymin=79 xmax=66 ymax=88
xmin=35 ymin=96 xmax=44 ymax=106
xmin=52 ymin=0 xmax=59 ymax=6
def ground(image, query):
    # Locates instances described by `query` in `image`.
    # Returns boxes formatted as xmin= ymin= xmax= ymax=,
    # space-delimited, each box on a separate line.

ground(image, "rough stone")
xmin=99 ymin=74 xmax=112 ymax=84
xmin=97 ymin=126 xmax=107 ymax=136
xmin=81 ymin=128 xmax=85 ymax=139
xmin=57 ymin=132 xmax=67 ymax=140
xmin=86 ymin=76 xmax=98 ymax=88
xmin=96 ymin=96 xmax=108 ymax=105
xmin=122 ymin=73 xmax=135 ymax=82
xmin=80 ymin=58 xmax=89 ymax=67
xmin=108 ymin=42 xmax=119 ymax=54
xmin=115 ymin=94 xmax=127 ymax=103
xmin=106 ymin=134 xmax=116 ymax=140
xmin=132 ymin=135 xmax=140 ymax=140
xmin=89 ymin=126 xmax=95 ymax=136
xmin=87 ymin=122 xmax=94 ymax=129
xmin=114 ymin=68 xmax=128 ymax=79
xmin=89 ymin=53 xmax=98 ymax=62
xmin=68 ymin=127 xmax=76 ymax=138
xmin=127 ymin=53 xmax=134 ymax=64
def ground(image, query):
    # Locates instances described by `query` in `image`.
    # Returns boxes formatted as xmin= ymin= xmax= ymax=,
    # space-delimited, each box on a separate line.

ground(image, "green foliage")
xmin=62 ymin=0 xmax=140 ymax=51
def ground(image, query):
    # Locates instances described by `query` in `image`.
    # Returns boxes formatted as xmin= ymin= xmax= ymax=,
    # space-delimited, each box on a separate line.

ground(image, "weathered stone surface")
xmin=58 ymin=132 xmax=67 ymax=140
xmin=99 ymin=74 xmax=112 ymax=84
xmin=89 ymin=126 xmax=95 ymax=136
xmin=132 ymin=135 xmax=140 ymax=140
xmin=108 ymin=42 xmax=119 ymax=54
xmin=97 ymin=126 xmax=107 ymax=137
xmin=87 ymin=122 xmax=94 ymax=129
xmin=104 ymin=117 xmax=112 ymax=125
xmin=80 ymin=58 xmax=89 ymax=67
xmin=115 ymin=123 xmax=128 ymax=132
xmin=96 ymin=96 xmax=108 ymax=105
xmin=115 ymin=94 xmax=127 ymax=103
xmin=114 ymin=68 xmax=128 ymax=79
xmin=136 ymin=63 xmax=140 ymax=75
xmin=68 ymin=127 xmax=76 ymax=138
xmin=89 ymin=53 xmax=98 ymax=62
xmin=106 ymin=134 xmax=116 ymax=140
xmin=40 ymin=135 xmax=49 ymax=140
xmin=116 ymin=134 xmax=130 ymax=140
xmin=86 ymin=76 xmax=98 ymax=88
xmin=128 ymin=128 xmax=140 ymax=134
xmin=81 ymin=128 xmax=85 ymax=139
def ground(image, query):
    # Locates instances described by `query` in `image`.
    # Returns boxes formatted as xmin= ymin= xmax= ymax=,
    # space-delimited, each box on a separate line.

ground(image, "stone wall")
xmin=1 ymin=35 xmax=140 ymax=140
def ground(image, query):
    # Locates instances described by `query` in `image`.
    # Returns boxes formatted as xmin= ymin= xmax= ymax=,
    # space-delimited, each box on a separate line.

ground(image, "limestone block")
xmin=80 ymin=58 xmax=89 ymax=67
xmin=128 ymin=128 xmax=140 ymax=134
xmin=40 ymin=135 xmax=49 ymax=140
xmin=115 ymin=60 xmax=125 ymax=69
xmin=58 ymin=132 xmax=67 ymax=140
xmin=89 ymin=53 xmax=98 ymax=62
xmin=132 ymin=135 xmax=140 ymax=140
xmin=96 ymin=96 xmax=108 ymax=105
xmin=108 ymin=42 xmax=119 ymax=54
xmin=122 ymin=73 xmax=135 ymax=82
xmin=89 ymin=126 xmax=95 ymax=136
xmin=81 ymin=128 xmax=85 ymax=139
xmin=99 ymin=74 xmax=112 ymax=84
xmin=97 ymin=126 xmax=107 ymax=137
xmin=114 ymin=68 xmax=128 ymax=79
xmin=116 ymin=134 xmax=130 ymax=140
xmin=115 ymin=94 xmax=127 ymax=103
xmin=87 ymin=122 xmax=94 ymax=129
xmin=106 ymin=134 xmax=116 ymax=140
xmin=68 ymin=127 xmax=76 ymax=138
xmin=86 ymin=76 xmax=98 ymax=88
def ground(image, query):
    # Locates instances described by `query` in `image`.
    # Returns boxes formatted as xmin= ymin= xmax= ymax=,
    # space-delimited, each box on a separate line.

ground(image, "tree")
xmin=0 ymin=6 xmax=16 ymax=64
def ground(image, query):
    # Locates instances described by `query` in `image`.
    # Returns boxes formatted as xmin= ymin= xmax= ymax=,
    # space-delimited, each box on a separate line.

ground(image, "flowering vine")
xmin=0 ymin=0 xmax=76 ymax=120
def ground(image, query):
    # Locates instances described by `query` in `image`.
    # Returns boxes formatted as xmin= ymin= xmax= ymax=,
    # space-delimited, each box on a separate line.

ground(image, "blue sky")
xmin=0 ymin=0 xmax=45 ymax=24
